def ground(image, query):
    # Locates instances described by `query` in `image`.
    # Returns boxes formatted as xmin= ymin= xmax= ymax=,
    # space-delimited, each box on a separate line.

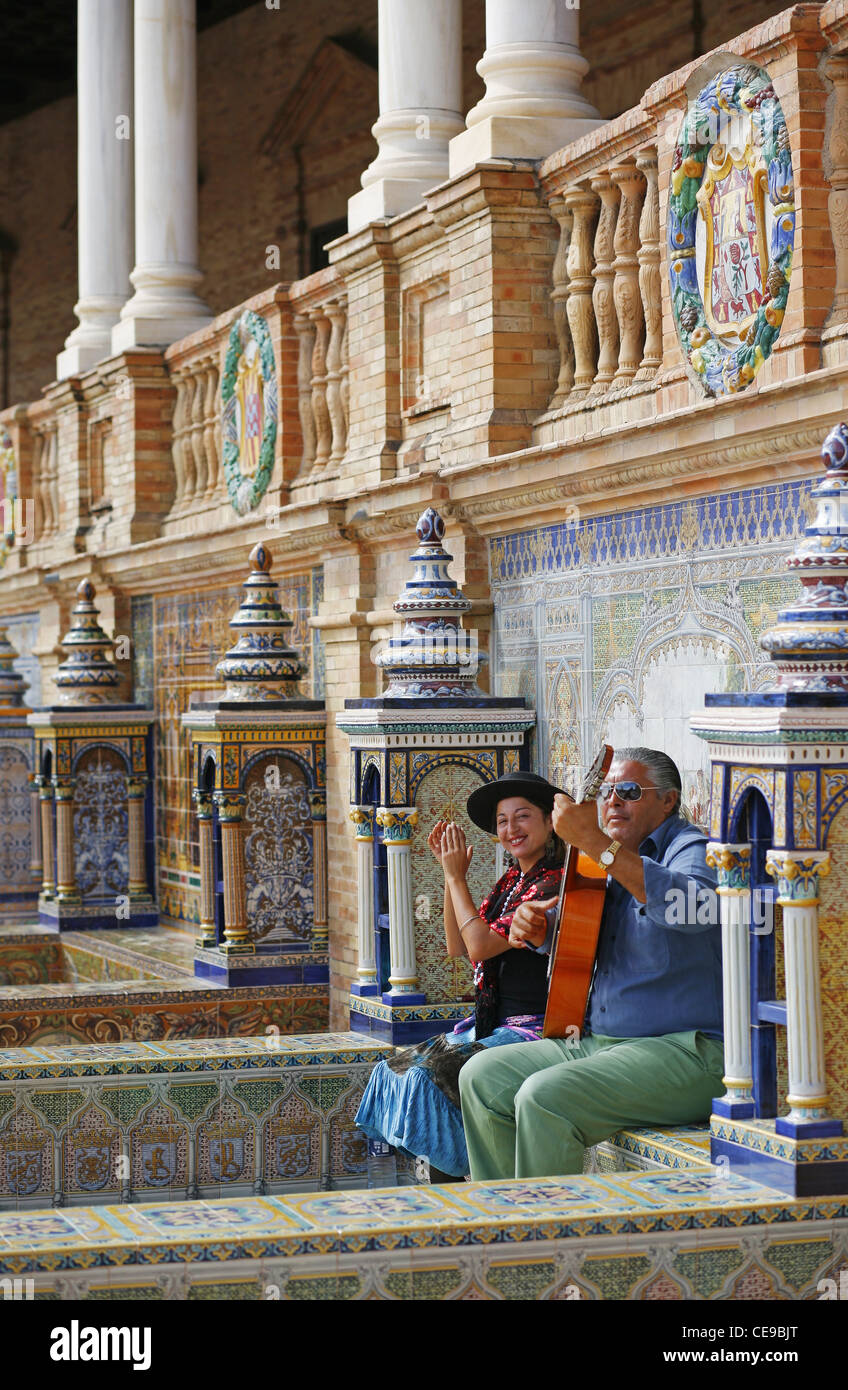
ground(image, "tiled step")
xmin=588 ymin=1125 xmax=712 ymax=1174
xmin=0 ymin=1033 xmax=393 ymax=1207
xmin=0 ymin=1170 xmax=841 ymax=1300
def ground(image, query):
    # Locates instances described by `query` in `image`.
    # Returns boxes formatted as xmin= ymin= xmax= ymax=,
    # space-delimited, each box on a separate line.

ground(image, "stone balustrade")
xmin=539 ymin=124 xmax=659 ymax=419
xmin=289 ymin=267 xmax=349 ymax=483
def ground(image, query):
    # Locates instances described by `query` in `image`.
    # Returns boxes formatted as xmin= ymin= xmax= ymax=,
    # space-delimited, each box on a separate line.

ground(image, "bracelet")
xmin=459 ymin=913 xmax=480 ymax=933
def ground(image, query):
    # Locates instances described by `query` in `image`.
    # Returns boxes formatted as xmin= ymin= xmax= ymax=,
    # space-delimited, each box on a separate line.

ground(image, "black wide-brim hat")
xmin=466 ymin=772 xmax=566 ymax=834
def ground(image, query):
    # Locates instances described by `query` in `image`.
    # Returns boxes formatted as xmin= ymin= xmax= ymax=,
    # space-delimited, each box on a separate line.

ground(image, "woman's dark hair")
xmin=494 ymin=790 xmax=566 ymax=867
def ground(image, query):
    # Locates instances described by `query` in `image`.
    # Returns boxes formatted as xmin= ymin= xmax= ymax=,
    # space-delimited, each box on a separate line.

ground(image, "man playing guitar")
xmin=458 ymin=747 xmax=724 ymax=1181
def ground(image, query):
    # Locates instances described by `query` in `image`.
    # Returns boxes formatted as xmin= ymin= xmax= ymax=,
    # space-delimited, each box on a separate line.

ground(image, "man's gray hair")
xmin=614 ymin=747 xmax=682 ymax=808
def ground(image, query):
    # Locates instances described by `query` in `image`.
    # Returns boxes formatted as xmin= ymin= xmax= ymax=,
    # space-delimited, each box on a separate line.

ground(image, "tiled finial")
xmin=375 ymin=508 xmax=484 ymax=698
xmin=54 ymin=579 xmax=121 ymax=705
xmin=216 ymin=543 xmax=306 ymax=701
xmin=0 ymin=625 xmax=28 ymax=708
xmin=760 ymin=423 xmax=848 ymax=690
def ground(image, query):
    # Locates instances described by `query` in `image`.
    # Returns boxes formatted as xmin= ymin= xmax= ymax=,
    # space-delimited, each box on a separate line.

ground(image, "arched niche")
xmin=242 ymin=750 xmax=313 ymax=947
xmin=410 ymin=759 xmax=496 ymax=1002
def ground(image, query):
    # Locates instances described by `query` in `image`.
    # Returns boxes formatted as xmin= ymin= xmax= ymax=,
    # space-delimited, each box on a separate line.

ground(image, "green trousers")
xmin=458 ymin=1031 xmax=725 ymax=1180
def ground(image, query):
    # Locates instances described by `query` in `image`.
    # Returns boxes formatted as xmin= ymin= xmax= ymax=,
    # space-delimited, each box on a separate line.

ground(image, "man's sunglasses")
xmin=598 ymin=781 xmax=661 ymax=802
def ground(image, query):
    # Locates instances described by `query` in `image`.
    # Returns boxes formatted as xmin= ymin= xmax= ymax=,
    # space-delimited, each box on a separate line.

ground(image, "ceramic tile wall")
xmin=489 ymin=477 xmax=809 ymax=806
xmin=130 ymin=569 xmax=323 ymax=930
xmin=0 ymin=1035 xmax=390 ymax=1208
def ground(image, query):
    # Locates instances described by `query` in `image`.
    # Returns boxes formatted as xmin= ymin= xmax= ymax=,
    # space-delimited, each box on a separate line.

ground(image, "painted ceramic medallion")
xmin=221 ymin=309 xmax=278 ymax=515
xmin=669 ymin=62 xmax=794 ymax=396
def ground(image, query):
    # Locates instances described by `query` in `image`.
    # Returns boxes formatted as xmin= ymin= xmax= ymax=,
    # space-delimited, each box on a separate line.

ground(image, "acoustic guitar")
xmin=542 ymin=743 xmax=614 ymax=1039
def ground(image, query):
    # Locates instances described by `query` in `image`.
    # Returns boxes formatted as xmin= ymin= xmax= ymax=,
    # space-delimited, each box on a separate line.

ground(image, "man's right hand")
xmin=508 ymin=895 xmax=559 ymax=949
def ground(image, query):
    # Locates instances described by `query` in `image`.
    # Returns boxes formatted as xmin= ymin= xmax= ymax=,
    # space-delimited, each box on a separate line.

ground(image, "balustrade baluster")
xmin=310 ymin=309 xmax=331 ymax=469
xmin=295 ymin=314 xmax=316 ymax=475
xmin=611 ymin=160 xmax=646 ymax=386
xmin=634 ymin=147 xmax=662 ymax=381
xmin=547 ymin=194 xmax=574 ymax=408
xmin=589 ymin=174 xmax=621 ymax=394
xmin=564 ymin=186 xmax=599 ymax=400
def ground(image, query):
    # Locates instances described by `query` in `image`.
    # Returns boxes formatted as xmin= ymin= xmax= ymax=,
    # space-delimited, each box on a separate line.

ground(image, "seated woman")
xmin=354 ymin=771 xmax=567 ymax=1182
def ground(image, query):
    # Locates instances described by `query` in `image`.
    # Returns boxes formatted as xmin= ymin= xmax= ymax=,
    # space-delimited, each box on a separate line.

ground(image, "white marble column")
xmin=376 ymin=808 xmax=420 ymax=995
xmin=350 ymin=807 xmax=378 ymax=991
xmin=29 ymin=775 xmax=43 ymax=882
xmin=57 ymin=0 xmax=134 ymax=379
xmin=112 ymin=0 xmax=212 ymax=351
xmin=707 ymin=843 xmax=754 ymax=1115
xmin=449 ymin=0 xmax=601 ymax=177
xmin=766 ymin=850 xmax=835 ymax=1129
xmin=348 ymin=0 xmax=464 ymax=233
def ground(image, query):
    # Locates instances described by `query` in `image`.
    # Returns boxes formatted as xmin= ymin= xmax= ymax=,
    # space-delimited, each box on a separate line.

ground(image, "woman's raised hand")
xmin=428 ymin=820 xmax=447 ymax=864
xmin=441 ymin=821 xmax=470 ymax=882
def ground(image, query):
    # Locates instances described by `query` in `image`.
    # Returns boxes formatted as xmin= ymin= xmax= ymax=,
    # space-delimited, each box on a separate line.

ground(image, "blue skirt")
xmin=355 ymin=1024 xmax=536 ymax=1177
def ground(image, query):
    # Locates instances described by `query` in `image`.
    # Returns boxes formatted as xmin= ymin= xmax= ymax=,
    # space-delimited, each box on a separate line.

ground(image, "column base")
xmin=194 ymin=946 xmax=328 ymax=987
xmin=712 ymin=1095 xmax=755 ymax=1119
xmin=775 ymin=1114 xmax=844 ymax=1139
xmin=448 ymin=115 xmax=604 ymax=177
xmin=56 ymin=342 xmax=112 ymax=380
xmin=37 ymin=896 xmax=159 ymax=931
xmin=349 ymin=991 xmax=469 ymax=1045
xmin=348 ymin=178 xmax=440 ymax=233
xmin=350 ymin=980 xmax=381 ymax=997
xmin=112 ymin=310 xmax=214 ymax=352
xmin=711 ymin=1114 xmax=848 ymax=1196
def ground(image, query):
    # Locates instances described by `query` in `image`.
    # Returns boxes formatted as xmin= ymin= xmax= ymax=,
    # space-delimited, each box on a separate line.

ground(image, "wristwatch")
xmin=599 ymin=837 xmax=622 ymax=868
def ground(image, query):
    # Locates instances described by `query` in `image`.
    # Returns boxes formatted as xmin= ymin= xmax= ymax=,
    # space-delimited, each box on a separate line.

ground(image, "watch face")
xmin=600 ymin=849 xmax=613 ymax=865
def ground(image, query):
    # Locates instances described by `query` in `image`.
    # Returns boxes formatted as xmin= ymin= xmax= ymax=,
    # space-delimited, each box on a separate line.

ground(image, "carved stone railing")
xmin=164 ymin=328 xmax=227 ymax=522
xmin=169 ymin=351 xmax=223 ymax=515
xmin=540 ymin=113 xmax=659 ymax=419
xmin=289 ymin=267 xmax=348 ymax=483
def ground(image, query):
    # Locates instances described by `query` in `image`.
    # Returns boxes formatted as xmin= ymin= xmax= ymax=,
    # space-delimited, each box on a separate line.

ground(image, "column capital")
xmin=308 ymin=789 xmax=327 ymax=821
xmin=349 ymin=806 xmax=374 ymax=840
xmin=214 ymin=791 xmax=246 ymax=822
xmin=765 ymin=850 xmax=830 ymax=904
xmin=35 ymin=776 xmax=55 ymax=799
xmin=126 ymin=775 xmax=148 ymax=799
xmin=52 ymin=779 xmax=76 ymax=802
xmin=376 ymin=807 xmax=418 ymax=843
xmin=193 ymin=788 xmax=215 ymax=820
xmin=706 ymin=842 xmax=751 ymax=892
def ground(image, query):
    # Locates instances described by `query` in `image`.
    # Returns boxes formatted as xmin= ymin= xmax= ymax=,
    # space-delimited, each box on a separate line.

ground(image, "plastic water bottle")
xmin=366 ymin=1139 xmax=398 ymax=1188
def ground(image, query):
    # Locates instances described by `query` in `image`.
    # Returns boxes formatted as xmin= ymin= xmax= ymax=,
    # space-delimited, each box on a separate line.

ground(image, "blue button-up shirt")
xmin=585 ymin=813 xmax=722 ymax=1039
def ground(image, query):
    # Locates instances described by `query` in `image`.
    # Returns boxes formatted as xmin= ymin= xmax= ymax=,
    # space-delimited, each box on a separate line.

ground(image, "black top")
xmin=497 ymin=947 xmax=549 ymax=1020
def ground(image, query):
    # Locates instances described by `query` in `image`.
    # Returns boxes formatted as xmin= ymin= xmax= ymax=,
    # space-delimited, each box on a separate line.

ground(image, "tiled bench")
xmin=0 ymin=1033 xmax=396 ymax=1209
xmin=0 ymin=1170 xmax=840 ymax=1300
xmin=587 ymin=1125 xmax=712 ymax=1175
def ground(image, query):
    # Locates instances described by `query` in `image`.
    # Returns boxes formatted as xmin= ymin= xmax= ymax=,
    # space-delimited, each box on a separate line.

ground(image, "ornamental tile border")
xmin=2 ymin=1173 xmax=847 ymax=1275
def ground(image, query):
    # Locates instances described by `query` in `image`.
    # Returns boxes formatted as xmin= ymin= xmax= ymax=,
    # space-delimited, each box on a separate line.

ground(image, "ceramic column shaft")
xmin=310 ymin=793 xmax=328 ymax=951
xmin=216 ymin=794 xmax=251 ymax=953
xmin=126 ymin=777 xmax=148 ymax=896
xmin=766 ymin=851 xmax=832 ymax=1120
xmin=351 ymin=808 xmax=378 ymax=987
xmin=707 ymin=843 xmax=753 ymax=1105
xmin=377 ymin=809 xmax=419 ymax=993
xmin=29 ymin=779 xmax=42 ymax=879
xmin=54 ymin=781 xmax=78 ymax=899
xmin=38 ymin=780 xmax=55 ymax=898
xmin=194 ymin=792 xmax=216 ymax=947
